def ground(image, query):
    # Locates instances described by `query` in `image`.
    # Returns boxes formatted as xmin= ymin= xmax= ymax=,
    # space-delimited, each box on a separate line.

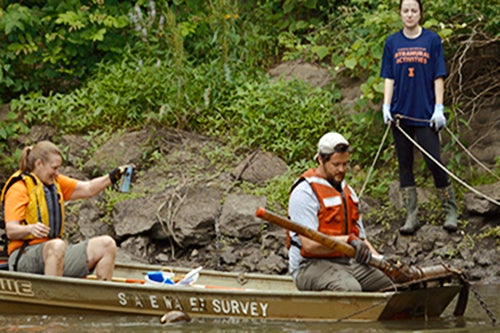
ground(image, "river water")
xmin=1 ymin=284 xmax=498 ymax=333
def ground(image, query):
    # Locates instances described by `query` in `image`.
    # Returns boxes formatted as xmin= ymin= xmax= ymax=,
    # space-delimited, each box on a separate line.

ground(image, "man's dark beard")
xmin=327 ymin=177 xmax=343 ymax=192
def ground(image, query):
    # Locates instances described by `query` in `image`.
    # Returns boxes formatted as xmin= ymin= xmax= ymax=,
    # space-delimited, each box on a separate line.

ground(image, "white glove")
xmin=382 ymin=104 xmax=393 ymax=124
xmin=430 ymin=104 xmax=446 ymax=130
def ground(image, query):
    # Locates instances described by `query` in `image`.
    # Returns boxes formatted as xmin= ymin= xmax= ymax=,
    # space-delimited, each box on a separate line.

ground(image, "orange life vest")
xmin=288 ymin=168 xmax=360 ymax=258
xmin=1 ymin=171 xmax=65 ymax=255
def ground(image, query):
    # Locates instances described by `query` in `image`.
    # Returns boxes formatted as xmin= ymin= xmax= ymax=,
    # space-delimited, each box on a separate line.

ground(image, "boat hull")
xmin=0 ymin=263 xmax=462 ymax=322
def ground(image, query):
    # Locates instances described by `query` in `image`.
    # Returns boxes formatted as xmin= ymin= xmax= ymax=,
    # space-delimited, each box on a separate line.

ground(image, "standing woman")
xmin=380 ymin=0 xmax=458 ymax=235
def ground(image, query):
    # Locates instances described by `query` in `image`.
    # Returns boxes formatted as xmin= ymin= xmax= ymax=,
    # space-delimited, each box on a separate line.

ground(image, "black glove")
xmin=347 ymin=234 xmax=371 ymax=264
xmin=108 ymin=166 xmax=125 ymax=186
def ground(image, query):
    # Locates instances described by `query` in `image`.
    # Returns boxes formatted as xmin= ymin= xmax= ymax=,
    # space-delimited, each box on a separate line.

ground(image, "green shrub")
xmin=0 ymin=1 xmax=131 ymax=103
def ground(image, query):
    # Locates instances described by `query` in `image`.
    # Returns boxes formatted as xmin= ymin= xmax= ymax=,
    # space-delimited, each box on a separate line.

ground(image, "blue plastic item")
xmin=163 ymin=278 xmax=174 ymax=285
xmin=146 ymin=271 xmax=175 ymax=285
xmin=147 ymin=271 xmax=164 ymax=283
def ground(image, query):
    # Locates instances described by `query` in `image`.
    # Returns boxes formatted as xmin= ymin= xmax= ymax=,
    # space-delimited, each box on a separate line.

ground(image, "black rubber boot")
xmin=399 ymin=186 xmax=421 ymax=235
xmin=438 ymin=185 xmax=458 ymax=232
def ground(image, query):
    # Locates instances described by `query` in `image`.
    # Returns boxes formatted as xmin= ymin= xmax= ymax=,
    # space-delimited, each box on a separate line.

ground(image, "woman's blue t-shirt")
xmin=380 ymin=28 xmax=447 ymax=126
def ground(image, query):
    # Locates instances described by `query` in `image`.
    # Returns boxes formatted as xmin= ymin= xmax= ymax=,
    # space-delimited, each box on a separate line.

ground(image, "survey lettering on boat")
xmin=117 ymin=292 xmax=269 ymax=318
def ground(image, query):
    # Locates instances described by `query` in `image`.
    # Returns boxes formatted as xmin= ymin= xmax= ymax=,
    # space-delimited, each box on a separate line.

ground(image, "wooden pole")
xmin=256 ymin=207 xmax=356 ymax=257
xmin=255 ymin=207 xmax=457 ymax=284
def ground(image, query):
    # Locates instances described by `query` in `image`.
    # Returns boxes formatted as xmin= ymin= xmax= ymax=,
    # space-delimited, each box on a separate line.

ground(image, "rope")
xmin=354 ymin=113 xmax=498 ymax=205
xmin=443 ymin=126 xmax=500 ymax=181
xmin=358 ymin=123 xmax=391 ymax=199
xmin=394 ymin=120 xmax=500 ymax=206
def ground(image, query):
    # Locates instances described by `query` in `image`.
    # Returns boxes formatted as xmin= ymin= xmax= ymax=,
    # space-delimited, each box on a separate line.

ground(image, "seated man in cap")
xmin=287 ymin=132 xmax=392 ymax=291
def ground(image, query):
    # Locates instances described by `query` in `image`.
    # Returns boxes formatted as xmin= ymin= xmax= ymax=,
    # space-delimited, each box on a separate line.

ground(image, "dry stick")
xmin=447 ymin=29 xmax=498 ymax=120
xmin=234 ymin=148 xmax=260 ymax=182
xmin=156 ymin=174 xmax=188 ymax=259
xmin=156 ymin=192 xmax=176 ymax=256
xmin=156 ymin=198 xmax=177 ymax=259
xmin=166 ymin=191 xmax=187 ymax=246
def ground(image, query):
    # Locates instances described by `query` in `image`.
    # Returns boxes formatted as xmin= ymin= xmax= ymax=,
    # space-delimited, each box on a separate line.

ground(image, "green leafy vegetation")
xmin=0 ymin=1 xmax=131 ymax=102
xmin=1 ymin=0 xmax=498 ymax=212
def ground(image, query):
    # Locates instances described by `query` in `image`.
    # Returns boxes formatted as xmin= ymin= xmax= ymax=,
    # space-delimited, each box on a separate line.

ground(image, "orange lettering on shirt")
xmin=408 ymin=67 xmax=415 ymax=77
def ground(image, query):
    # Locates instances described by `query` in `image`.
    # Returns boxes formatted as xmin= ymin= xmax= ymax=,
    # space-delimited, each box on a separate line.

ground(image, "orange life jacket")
xmin=1 ymin=171 xmax=65 ymax=255
xmin=287 ymin=168 xmax=360 ymax=258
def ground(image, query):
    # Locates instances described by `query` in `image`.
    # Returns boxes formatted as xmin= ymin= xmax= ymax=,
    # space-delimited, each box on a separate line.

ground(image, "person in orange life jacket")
xmin=2 ymin=141 xmax=128 ymax=280
xmin=288 ymin=132 xmax=392 ymax=291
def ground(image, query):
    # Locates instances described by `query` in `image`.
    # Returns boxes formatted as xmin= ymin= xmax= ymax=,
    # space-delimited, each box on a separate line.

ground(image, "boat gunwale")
xmin=114 ymin=262 xmax=295 ymax=282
